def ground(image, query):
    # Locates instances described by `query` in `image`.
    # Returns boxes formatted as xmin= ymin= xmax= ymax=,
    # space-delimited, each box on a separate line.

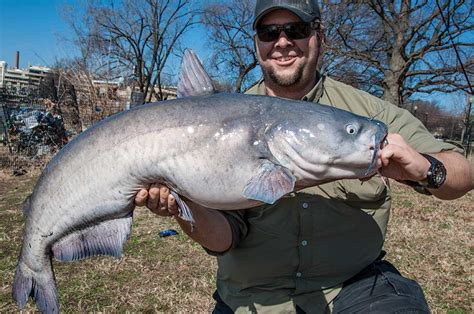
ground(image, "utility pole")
xmin=462 ymin=94 xmax=473 ymax=157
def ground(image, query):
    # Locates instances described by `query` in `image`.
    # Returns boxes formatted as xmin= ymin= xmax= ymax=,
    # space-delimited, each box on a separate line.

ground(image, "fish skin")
xmin=12 ymin=52 xmax=387 ymax=313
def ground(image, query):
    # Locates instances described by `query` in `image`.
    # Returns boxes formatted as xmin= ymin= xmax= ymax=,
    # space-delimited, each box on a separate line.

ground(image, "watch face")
xmin=429 ymin=163 xmax=446 ymax=188
xmin=423 ymin=154 xmax=446 ymax=188
xmin=433 ymin=164 xmax=446 ymax=186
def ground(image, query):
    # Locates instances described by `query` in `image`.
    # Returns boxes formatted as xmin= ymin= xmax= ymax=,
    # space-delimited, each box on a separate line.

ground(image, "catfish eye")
xmin=345 ymin=124 xmax=357 ymax=135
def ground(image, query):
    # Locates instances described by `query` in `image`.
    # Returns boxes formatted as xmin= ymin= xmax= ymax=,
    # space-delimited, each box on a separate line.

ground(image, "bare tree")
xmin=202 ymin=0 xmax=259 ymax=92
xmin=322 ymin=0 xmax=473 ymax=106
xmin=53 ymin=58 xmax=115 ymax=129
xmin=404 ymin=98 xmax=465 ymax=139
xmin=64 ymin=0 xmax=198 ymax=103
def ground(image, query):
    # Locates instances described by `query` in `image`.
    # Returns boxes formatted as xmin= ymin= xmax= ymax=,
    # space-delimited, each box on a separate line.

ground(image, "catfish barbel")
xmin=13 ymin=50 xmax=387 ymax=313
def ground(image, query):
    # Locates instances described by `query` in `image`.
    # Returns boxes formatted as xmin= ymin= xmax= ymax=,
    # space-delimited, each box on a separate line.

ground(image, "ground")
xmin=0 ymin=170 xmax=472 ymax=312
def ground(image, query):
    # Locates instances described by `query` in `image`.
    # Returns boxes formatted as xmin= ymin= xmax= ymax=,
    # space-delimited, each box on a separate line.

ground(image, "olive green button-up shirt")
xmin=213 ymin=75 xmax=458 ymax=313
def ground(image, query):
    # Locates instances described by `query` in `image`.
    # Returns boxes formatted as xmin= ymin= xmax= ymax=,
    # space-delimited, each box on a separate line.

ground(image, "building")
xmin=26 ymin=65 xmax=53 ymax=86
xmin=0 ymin=61 xmax=6 ymax=86
xmin=0 ymin=60 xmax=53 ymax=93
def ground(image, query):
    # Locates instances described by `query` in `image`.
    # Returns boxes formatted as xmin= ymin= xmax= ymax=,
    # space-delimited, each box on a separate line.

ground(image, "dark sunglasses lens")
xmin=257 ymin=23 xmax=312 ymax=42
xmin=257 ymin=26 xmax=280 ymax=42
xmin=285 ymin=24 xmax=311 ymax=39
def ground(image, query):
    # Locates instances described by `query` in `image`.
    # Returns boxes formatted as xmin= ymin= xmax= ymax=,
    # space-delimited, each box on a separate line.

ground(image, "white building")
xmin=0 ymin=61 xmax=7 ymax=88
xmin=0 ymin=61 xmax=53 ymax=92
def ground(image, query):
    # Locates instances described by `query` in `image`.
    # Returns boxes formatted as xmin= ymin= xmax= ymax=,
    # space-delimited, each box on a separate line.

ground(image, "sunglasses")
xmin=256 ymin=22 xmax=317 ymax=42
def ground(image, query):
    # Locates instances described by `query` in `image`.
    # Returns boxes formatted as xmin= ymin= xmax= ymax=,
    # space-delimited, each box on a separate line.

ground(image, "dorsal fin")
xmin=177 ymin=49 xmax=214 ymax=98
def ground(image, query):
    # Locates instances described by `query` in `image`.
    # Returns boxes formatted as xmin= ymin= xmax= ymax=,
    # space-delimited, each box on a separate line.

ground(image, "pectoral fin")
xmin=169 ymin=190 xmax=194 ymax=223
xmin=243 ymin=162 xmax=295 ymax=204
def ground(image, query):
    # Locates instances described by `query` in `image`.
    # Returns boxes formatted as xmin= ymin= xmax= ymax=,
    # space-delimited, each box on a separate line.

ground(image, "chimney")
xmin=15 ymin=51 xmax=20 ymax=69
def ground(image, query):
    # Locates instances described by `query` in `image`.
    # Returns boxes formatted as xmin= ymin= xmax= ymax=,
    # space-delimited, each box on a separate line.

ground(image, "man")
xmin=136 ymin=0 xmax=472 ymax=312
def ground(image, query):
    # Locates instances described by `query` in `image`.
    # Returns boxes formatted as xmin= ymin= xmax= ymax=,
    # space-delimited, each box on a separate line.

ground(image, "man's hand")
xmin=134 ymin=183 xmax=233 ymax=252
xmin=378 ymin=133 xmax=430 ymax=182
xmin=378 ymin=133 xmax=472 ymax=200
xmin=135 ymin=184 xmax=179 ymax=216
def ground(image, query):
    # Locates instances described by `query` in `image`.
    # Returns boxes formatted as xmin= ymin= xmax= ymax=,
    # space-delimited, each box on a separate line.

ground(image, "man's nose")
xmin=275 ymin=31 xmax=293 ymax=48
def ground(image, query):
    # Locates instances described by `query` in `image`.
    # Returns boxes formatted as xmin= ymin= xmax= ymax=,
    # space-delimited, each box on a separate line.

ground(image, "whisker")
xmin=377 ymin=170 xmax=390 ymax=189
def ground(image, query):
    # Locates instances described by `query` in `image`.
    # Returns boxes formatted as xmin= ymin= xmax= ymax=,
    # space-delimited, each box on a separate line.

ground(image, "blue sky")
xmin=0 ymin=0 xmax=209 ymax=70
xmin=0 ymin=0 xmax=74 ymax=67
xmin=0 ymin=0 xmax=468 ymax=112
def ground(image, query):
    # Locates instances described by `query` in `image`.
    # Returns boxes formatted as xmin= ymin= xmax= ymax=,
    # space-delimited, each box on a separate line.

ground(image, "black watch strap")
xmin=405 ymin=153 xmax=446 ymax=191
xmin=422 ymin=153 xmax=446 ymax=188
xmin=405 ymin=179 xmax=432 ymax=195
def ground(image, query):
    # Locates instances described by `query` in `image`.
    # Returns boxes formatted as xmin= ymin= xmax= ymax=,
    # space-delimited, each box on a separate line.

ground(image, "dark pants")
xmin=212 ymin=260 xmax=430 ymax=313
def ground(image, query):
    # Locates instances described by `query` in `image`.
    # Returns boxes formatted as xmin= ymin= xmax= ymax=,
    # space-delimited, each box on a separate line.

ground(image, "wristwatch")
xmin=406 ymin=154 xmax=447 ymax=191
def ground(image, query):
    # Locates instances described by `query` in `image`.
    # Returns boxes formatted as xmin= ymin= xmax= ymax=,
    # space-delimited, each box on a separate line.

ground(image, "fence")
xmin=0 ymin=90 xmax=471 ymax=169
xmin=0 ymin=101 xmax=67 ymax=169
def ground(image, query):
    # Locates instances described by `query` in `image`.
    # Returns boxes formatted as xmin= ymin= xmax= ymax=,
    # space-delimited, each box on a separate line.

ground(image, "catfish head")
xmin=265 ymin=102 xmax=387 ymax=187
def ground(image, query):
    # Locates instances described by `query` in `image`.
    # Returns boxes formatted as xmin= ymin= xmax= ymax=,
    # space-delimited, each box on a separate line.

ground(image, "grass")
xmin=0 ymin=170 xmax=216 ymax=312
xmin=0 ymin=170 xmax=472 ymax=312
xmin=385 ymin=183 xmax=473 ymax=313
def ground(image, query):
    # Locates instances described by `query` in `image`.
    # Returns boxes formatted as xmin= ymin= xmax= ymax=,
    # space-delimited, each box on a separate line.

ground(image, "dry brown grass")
xmin=0 ymin=170 xmax=216 ymax=312
xmin=0 ymin=172 xmax=472 ymax=312
xmin=385 ymin=182 xmax=473 ymax=313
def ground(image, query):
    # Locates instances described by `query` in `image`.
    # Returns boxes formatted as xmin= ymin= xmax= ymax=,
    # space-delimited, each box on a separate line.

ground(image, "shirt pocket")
xmin=340 ymin=177 xmax=389 ymax=211
xmin=244 ymin=198 xmax=300 ymax=238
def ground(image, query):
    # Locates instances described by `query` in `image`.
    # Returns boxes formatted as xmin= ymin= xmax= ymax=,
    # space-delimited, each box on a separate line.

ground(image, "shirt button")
xmin=296 ymin=272 xmax=302 ymax=278
xmin=301 ymin=240 xmax=308 ymax=246
xmin=302 ymin=202 xmax=309 ymax=209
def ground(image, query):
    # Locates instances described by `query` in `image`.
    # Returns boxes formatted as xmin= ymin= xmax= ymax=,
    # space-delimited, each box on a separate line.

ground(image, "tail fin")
xmin=12 ymin=261 xmax=59 ymax=313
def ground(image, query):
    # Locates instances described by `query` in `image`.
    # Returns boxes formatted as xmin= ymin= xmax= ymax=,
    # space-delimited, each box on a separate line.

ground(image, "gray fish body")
xmin=29 ymin=93 xmax=384 ymax=215
xmin=13 ymin=52 xmax=387 ymax=313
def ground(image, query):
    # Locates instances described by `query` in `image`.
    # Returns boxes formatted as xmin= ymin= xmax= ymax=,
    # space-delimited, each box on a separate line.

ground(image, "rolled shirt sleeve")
xmin=203 ymin=209 xmax=249 ymax=256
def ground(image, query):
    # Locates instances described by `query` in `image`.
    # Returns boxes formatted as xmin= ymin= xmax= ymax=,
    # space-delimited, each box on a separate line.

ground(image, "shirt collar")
xmin=302 ymin=73 xmax=324 ymax=102
xmin=247 ymin=72 xmax=324 ymax=102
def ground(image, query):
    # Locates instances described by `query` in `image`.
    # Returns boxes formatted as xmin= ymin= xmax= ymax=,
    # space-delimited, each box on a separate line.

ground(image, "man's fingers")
xmin=168 ymin=195 xmax=179 ymax=215
xmin=159 ymin=187 xmax=170 ymax=210
xmin=134 ymin=183 xmax=178 ymax=217
xmin=135 ymin=189 xmax=148 ymax=207
xmin=147 ymin=185 xmax=161 ymax=211
xmin=376 ymin=156 xmax=383 ymax=169
xmin=380 ymin=144 xmax=396 ymax=167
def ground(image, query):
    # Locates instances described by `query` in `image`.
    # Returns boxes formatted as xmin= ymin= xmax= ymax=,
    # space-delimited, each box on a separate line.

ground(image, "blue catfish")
xmin=13 ymin=50 xmax=387 ymax=313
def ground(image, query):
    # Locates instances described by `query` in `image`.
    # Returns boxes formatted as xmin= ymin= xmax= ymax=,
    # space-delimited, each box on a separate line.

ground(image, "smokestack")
xmin=15 ymin=51 xmax=20 ymax=69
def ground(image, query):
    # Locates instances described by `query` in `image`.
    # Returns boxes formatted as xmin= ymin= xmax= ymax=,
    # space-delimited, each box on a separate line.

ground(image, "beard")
xmin=266 ymin=62 xmax=305 ymax=87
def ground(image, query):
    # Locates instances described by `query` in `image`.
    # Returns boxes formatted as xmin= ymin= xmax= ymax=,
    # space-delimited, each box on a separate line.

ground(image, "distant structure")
xmin=0 ymin=51 xmax=178 ymax=138
xmin=0 ymin=51 xmax=53 ymax=94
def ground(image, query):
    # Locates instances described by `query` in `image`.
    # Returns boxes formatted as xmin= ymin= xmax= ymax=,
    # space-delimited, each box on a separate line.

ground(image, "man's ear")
xmin=253 ymin=34 xmax=259 ymax=57
xmin=317 ymin=24 xmax=326 ymax=46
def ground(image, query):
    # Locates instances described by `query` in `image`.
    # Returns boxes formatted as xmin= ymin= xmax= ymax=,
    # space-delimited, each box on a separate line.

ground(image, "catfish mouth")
xmin=365 ymin=131 xmax=388 ymax=176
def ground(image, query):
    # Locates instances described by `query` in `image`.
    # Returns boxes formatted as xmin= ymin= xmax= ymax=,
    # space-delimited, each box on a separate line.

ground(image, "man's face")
xmin=255 ymin=9 xmax=321 ymax=89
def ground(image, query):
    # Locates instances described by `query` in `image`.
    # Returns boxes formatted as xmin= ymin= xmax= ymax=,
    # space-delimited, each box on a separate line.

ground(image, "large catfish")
xmin=13 ymin=50 xmax=387 ymax=313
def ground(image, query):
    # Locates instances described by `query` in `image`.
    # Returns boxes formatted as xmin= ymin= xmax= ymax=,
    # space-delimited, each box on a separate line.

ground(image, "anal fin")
xmin=52 ymin=213 xmax=133 ymax=262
